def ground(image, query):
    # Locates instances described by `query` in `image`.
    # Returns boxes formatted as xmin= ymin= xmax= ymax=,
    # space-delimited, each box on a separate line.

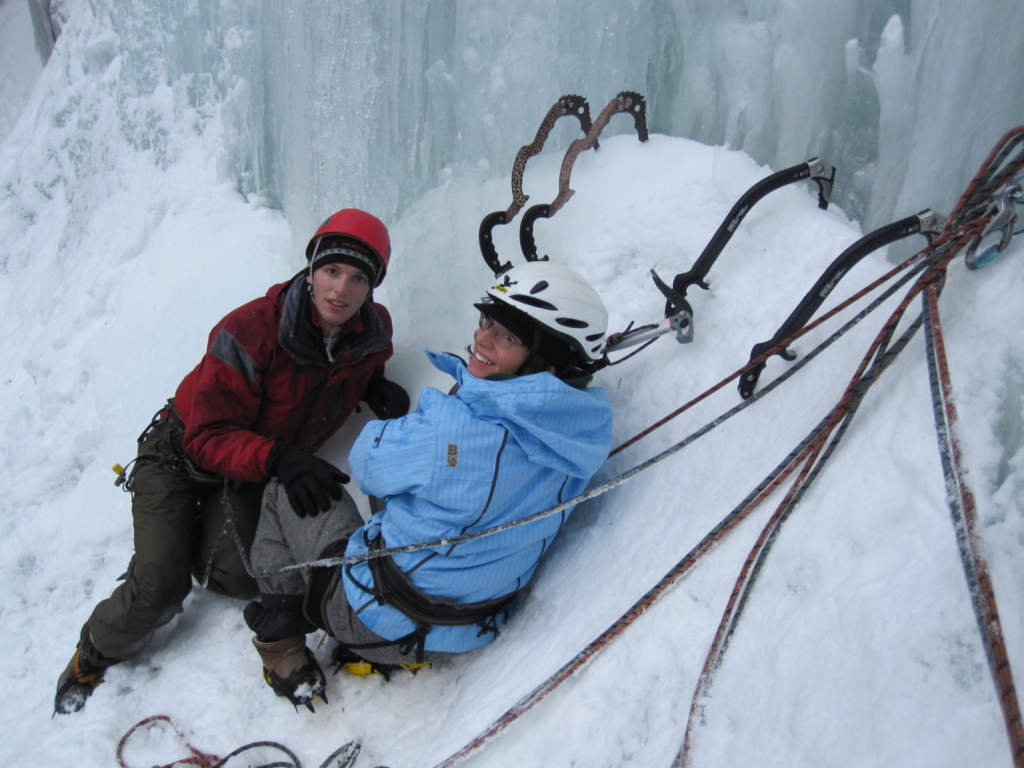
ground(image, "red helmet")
xmin=305 ymin=208 xmax=391 ymax=286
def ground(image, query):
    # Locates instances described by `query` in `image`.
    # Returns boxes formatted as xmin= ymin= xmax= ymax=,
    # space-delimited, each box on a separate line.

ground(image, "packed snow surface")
xmin=1 ymin=1 xmax=1022 ymax=767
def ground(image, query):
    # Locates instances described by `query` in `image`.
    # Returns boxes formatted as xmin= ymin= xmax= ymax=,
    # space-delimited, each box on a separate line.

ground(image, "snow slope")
xmin=1 ymin=2 xmax=1023 ymax=767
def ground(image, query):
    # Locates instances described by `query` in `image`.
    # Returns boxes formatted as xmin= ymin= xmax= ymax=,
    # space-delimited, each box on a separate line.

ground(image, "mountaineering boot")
xmin=253 ymin=636 xmax=328 ymax=712
xmin=54 ymin=628 xmax=116 ymax=715
xmin=331 ymin=645 xmax=429 ymax=682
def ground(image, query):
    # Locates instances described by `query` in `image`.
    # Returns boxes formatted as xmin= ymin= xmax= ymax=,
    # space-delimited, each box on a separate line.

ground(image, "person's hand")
xmin=270 ymin=444 xmax=349 ymax=518
xmin=362 ymin=368 xmax=411 ymax=420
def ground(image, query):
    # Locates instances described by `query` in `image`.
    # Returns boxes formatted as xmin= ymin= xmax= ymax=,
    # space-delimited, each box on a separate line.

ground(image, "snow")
xmin=2 ymin=2 xmax=1023 ymax=767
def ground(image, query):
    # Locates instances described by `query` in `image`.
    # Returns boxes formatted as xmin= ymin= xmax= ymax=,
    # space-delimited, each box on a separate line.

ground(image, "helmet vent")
xmin=556 ymin=318 xmax=589 ymax=329
xmin=482 ymin=262 xmax=608 ymax=368
xmin=512 ymin=294 xmax=557 ymax=311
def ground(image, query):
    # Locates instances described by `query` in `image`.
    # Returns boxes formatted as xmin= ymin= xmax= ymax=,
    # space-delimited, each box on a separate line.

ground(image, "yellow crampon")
xmin=341 ymin=659 xmax=429 ymax=678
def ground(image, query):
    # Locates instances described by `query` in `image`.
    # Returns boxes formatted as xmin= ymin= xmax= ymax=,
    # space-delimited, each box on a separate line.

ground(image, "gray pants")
xmin=252 ymin=481 xmax=452 ymax=666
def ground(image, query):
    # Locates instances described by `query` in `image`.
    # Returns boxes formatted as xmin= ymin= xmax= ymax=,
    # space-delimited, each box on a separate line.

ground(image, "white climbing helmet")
xmin=482 ymin=261 xmax=608 ymax=365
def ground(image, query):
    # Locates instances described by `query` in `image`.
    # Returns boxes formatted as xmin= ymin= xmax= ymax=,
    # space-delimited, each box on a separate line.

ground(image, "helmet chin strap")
xmin=514 ymin=325 xmax=545 ymax=376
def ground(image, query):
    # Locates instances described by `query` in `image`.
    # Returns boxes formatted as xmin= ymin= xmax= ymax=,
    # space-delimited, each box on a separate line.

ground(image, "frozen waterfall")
xmin=11 ymin=0 xmax=1024 ymax=250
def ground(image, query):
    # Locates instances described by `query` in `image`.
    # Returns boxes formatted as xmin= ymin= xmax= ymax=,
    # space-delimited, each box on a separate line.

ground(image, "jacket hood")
xmin=427 ymin=350 xmax=612 ymax=479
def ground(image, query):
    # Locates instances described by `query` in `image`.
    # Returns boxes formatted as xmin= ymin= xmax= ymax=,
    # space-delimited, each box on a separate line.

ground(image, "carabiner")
xmin=965 ymin=172 xmax=1023 ymax=270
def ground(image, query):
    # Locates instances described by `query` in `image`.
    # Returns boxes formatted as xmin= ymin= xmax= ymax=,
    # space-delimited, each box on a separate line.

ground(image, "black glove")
xmin=362 ymin=368 xmax=411 ymax=420
xmin=269 ymin=443 xmax=349 ymax=518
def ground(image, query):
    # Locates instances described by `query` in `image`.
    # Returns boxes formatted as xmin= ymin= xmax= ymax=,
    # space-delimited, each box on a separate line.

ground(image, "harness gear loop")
xmin=115 ymin=401 xmax=224 ymax=492
xmin=113 ymin=400 xmax=253 ymax=590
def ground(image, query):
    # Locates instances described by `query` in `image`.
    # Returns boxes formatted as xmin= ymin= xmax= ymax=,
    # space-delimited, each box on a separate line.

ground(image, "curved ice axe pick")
xmin=664 ymin=157 xmax=836 ymax=317
xmin=519 ymin=91 xmax=649 ymax=263
xmin=478 ymin=95 xmax=593 ymax=276
xmin=738 ymin=208 xmax=944 ymax=399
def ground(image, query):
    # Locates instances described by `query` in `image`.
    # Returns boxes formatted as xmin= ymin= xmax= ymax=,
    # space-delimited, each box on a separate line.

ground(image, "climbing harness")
xmin=339 ymin=532 xmax=517 ymax=663
xmin=113 ymin=401 xmax=223 ymax=492
xmin=110 ymin=401 xmax=246 ymax=590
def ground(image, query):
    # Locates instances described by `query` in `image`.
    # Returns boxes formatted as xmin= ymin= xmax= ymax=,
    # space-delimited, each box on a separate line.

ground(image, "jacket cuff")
xmin=264 ymin=439 xmax=287 ymax=477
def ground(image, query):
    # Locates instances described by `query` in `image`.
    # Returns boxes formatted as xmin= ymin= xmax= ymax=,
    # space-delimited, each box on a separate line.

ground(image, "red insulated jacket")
xmin=171 ymin=274 xmax=394 ymax=482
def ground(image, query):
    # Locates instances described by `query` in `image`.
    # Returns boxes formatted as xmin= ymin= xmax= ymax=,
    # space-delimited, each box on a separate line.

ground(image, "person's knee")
xmin=204 ymin=569 xmax=258 ymax=600
xmin=133 ymin=559 xmax=192 ymax=612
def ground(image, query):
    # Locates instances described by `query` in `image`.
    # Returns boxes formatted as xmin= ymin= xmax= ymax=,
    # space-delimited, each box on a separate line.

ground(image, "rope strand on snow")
xmin=115 ymin=714 xmax=363 ymax=768
xmin=676 ymin=286 xmax=927 ymax=766
xmin=675 ymin=124 xmax=1024 ymax=767
xmin=430 ymin=405 xmax=843 ymax=768
xmin=426 ymin=124 xmax=1024 ymax=768
xmin=116 ymin=715 xmax=222 ymax=768
xmin=922 ymin=279 xmax=1024 ymax=767
xmin=432 ymin=289 xmax=930 ymax=767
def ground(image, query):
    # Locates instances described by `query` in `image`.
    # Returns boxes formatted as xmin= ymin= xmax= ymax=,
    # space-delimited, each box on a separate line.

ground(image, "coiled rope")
xmin=116 ymin=714 xmax=361 ymax=768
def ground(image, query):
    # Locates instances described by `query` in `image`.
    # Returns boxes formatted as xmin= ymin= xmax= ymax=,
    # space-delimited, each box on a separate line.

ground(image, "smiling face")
xmin=306 ymin=262 xmax=372 ymax=338
xmin=466 ymin=314 xmax=531 ymax=378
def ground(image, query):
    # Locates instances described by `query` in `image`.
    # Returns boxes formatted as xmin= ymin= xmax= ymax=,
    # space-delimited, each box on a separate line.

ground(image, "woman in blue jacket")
xmin=243 ymin=262 xmax=614 ymax=710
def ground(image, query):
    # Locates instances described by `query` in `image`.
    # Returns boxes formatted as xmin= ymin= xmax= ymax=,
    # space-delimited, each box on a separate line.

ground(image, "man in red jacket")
xmin=54 ymin=209 xmax=410 ymax=714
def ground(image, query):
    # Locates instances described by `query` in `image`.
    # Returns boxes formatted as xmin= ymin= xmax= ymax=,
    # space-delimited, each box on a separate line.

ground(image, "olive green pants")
xmin=84 ymin=414 xmax=264 ymax=662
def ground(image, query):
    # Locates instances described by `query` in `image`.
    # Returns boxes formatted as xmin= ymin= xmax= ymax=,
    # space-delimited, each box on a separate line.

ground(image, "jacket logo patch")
xmin=446 ymin=443 xmax=459 ymax=467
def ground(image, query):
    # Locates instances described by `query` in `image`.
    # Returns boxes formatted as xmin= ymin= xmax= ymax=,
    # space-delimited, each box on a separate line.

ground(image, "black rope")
xmin=211 ymin=741 xmax=301 ymax=768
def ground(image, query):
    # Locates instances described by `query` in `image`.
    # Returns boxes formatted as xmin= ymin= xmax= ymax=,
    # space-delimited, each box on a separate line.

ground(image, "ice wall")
xmin=0 ymin=0 xmax=46 ymax=142
xmin=13 ymin=0 xmax=1024 ymax=247
xmin=252 ymin=0 xmax=1024 ymax=240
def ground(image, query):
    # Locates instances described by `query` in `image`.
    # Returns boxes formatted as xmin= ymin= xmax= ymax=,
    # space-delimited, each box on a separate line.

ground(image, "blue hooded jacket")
xmin=342 ymin=350 xmax=614 ymax=653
